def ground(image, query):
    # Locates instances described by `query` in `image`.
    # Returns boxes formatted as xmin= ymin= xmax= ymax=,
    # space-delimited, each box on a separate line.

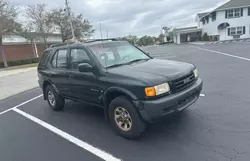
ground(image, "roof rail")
xmin=83 ymin=38 xmax=118 ymax=43
xmin=49 ymin=42 xmax=75 ymax=48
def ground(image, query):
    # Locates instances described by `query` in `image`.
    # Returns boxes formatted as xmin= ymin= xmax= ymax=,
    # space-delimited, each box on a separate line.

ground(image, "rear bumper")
xmin=136 ymin=78 xmax=203 ymax=122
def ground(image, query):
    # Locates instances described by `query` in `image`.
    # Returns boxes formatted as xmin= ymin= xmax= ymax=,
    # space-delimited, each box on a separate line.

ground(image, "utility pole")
xmin=106 ymin=30 xmax=109 ymax=39
xmin=65 ymin=0 xmax=76 ymax=42
xmin=99 ymin=23 xmax=103 ymax=39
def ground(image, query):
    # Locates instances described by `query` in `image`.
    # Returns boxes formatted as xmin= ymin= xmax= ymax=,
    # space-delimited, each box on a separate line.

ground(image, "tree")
xmin=49 ymin=8 xmax=95 ymax=42
xmin=157 ymin=34 xmax=165 ymax=43
xmin=25 ymin=4 xmax=53 ymax=47
xmin=0 ymin=0 xmax=19 ymax=67
xmin=202 ymin=33 xmax=209 ymax=41
xmin=117 ymin=35 xmax=138 ymax=45
xmin=137 ymin=36 xmax=153 ymax=46
xmin=162 ymin=26 xmax=171 ymax=42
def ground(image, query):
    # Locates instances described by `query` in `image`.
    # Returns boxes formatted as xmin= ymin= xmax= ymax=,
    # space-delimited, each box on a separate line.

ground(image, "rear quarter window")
xmin=39 ymin=50 xmax=51 ymax=68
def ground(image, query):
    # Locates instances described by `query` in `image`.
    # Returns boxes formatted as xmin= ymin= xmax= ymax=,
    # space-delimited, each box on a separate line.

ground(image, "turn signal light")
xmin=145 ymin=87 xmax=156 ymax=97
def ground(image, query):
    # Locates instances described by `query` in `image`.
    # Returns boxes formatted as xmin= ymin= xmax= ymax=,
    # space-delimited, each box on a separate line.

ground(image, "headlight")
xmin=193 ymin=68 xmax=198 ymax=78
xmin=145 ymin=83 xmax=170 ymax=97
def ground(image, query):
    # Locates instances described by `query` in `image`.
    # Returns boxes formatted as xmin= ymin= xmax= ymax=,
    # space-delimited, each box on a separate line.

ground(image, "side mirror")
xmin=78 ymin=63 xmax=93 ymax=73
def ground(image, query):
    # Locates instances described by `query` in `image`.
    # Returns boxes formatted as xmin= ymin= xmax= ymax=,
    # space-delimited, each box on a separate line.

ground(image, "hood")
xmin=108 ymin=59 xmax=195 ymax=85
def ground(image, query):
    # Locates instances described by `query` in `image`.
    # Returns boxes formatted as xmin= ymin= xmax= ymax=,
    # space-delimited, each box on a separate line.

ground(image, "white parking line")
xmin=0 ymin=94 xmax=43 ymax=115
xmin=0 ymin=94 xmax=121 ymax=161
xmin=13 ymin=108 xmax=121 ymax=161
xmin=192 ymin=46 xmax=250 ymax=62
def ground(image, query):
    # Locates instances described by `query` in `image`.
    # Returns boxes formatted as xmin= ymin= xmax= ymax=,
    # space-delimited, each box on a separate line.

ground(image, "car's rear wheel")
xmin=45 ymin=85 xmax=65 ymax=111
xmin=108 ymin=96 xmax=146 ymax=139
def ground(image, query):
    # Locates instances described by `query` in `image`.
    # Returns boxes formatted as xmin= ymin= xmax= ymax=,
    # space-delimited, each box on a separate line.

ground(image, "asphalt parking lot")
xmin=1 ymin=42 xmax=250 ymax=161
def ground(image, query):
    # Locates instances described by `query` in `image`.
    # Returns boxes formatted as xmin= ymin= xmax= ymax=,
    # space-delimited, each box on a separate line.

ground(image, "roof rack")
xmin=83 ymin=38 xmax=118 ymax=43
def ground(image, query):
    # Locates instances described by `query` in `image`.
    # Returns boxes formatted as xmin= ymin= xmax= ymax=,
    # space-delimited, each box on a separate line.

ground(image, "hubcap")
xmin=48 ymin=91 xmax=56 ymax=106
xmin=114 ymin=107 xmax=132 ymax=131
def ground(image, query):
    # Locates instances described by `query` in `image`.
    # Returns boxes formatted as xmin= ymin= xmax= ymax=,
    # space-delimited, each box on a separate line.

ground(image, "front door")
xmin=68 ymin=48 xmax=102 ymax=104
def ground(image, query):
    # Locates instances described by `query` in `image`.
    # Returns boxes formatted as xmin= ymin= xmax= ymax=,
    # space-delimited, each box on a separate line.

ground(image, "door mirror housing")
xmin=78 ymin=63 xmax=93 ymax=72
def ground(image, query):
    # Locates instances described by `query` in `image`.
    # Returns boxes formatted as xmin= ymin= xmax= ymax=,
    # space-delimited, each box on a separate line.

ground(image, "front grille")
xmin=169 ymin=72 xmax=196 ymax=93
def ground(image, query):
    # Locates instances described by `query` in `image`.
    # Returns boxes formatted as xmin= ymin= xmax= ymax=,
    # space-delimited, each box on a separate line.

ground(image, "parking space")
xmin=192 ymin=43 xmax=250 ymax=60
xmin=1 ymin=43 xmax=250 ymax=161
xmin=0 ymin=111 xmax=103 ymax=161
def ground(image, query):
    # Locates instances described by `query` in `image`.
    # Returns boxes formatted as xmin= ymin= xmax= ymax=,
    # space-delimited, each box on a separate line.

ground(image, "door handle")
xmin=69 ymin=75 xmax=74 ymax=79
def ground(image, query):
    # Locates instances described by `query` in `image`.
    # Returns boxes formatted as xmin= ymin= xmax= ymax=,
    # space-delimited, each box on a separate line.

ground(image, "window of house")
xmin=228 ymin=26 xmax=245 ymax=36
xmin=236 ymin=27 xmax=243 ymax=35
xmin=51 ymin=49 xmax=68 ymax=69
xmin=69 ymin=48 xmax=90 ymax=70
xmin=234 ymin=9 xmax=240 ymax=17
xmin=211 ymin=12 xmax=216 ymax=21
xmin=230 ymin=28 xmax=236 ymax=35
xmin=227 ymin=8 xmax=243 ymax=18
xmin=206 ymin=16 xmax=209 ymax=24
xmin=202 ymin=19 xmax=205 ymax=25
xmin=248 ymin=7 xmax=250 ymax=16
xmin=227 ymin=10 xmax=234 ymax=18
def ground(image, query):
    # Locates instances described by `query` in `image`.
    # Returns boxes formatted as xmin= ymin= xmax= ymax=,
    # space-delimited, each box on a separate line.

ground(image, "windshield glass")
xmin=87 ymin=42 xmax=150 ymax=68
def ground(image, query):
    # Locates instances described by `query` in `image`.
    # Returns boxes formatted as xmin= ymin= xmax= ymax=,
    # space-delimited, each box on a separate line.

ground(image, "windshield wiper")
xmin=128 ymin=58 xmax=150 ymax=64
xmin=106 ymin=63 xmax=128 ymax=68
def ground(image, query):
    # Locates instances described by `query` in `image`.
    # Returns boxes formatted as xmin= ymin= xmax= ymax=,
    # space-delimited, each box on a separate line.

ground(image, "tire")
xmin=108 ymin=96 xmax=146 ymax=139
xmin=45 ymin=85 xmax=65 ymax=111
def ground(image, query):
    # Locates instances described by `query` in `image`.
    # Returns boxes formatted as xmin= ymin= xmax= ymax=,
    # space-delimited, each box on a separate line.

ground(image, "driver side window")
xmin=69 ymin=48 xmax=90 ymax=70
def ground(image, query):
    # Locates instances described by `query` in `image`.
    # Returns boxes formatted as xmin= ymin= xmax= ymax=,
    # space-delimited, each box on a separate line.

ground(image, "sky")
xmin=9 ymin=0 xmax=228 ymax=38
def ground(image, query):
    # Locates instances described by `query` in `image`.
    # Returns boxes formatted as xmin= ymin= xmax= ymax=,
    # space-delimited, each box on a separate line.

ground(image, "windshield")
xmin=87 ymin=42 xmax=150 ymax=68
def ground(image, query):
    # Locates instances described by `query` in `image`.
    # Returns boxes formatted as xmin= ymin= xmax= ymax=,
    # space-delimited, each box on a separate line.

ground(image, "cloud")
xmin=9 ymin=0 xmax=226 ymax=38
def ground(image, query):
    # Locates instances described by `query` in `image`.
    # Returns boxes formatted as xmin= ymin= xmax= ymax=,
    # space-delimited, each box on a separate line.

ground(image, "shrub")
xmin=202 ymin=33 xmax=209 ymax=41
xmin=0 ymin=57 xmax=40 ymax=68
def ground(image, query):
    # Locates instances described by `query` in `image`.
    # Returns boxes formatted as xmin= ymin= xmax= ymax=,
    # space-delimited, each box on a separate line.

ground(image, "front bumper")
xmin=136 ymin=78 xmax=203 ymax=122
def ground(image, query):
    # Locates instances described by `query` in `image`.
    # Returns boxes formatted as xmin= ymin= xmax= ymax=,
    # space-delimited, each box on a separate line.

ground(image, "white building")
xmin=3 ymin=32 xmax=62 ymax=44
xmin=174 ymin=0 xmax=250 ymax=44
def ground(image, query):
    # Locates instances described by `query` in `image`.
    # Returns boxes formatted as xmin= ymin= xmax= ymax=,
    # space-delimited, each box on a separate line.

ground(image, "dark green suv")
xmin=38 ymin=39 xmax=203 ymax=139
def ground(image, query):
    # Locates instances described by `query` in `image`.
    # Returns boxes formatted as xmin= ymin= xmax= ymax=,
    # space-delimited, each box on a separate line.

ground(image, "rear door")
xmin=68 ymin=47 xmax=102 ymax=104
xmin=49 ymin=48 xmax=71 ymax=96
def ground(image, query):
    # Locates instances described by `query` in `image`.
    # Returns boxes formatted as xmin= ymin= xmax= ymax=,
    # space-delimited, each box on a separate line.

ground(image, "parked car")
xmin=37 ymin=39 xmax=203 ymax=139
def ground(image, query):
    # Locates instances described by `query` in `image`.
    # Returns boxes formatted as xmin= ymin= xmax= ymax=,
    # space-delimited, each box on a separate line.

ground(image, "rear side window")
xmin=51 ymin=49 xmax=68 ymax=69
xmin=39 ymin=50 xmax=51 ymax=67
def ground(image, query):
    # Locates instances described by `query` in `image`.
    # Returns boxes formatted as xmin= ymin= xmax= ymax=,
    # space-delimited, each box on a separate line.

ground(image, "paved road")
xmin=0 ymin=69 xmax=38 ymax=100
xmin=0 ymin=43 xmax=250 ymax=161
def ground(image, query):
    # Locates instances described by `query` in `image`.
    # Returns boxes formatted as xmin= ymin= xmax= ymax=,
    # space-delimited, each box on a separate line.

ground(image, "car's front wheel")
xmin=108 ymin=96 xmax=146 ymax=139
xmin=45 ymin=85 xmax=65 ymax=111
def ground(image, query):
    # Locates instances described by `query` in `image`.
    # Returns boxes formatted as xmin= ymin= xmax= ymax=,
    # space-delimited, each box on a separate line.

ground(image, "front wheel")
xmin=45 ymin=85 xmax=65 ymax=111
xmin=108 ymin=96 xmax=146 ymax=139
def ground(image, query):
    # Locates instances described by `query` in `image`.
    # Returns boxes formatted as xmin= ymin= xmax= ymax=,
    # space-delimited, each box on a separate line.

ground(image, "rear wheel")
xmin=108 ymin=96 xmax=146 ymax=139
xmin=45 ymin=85 xmax=65 ymax=111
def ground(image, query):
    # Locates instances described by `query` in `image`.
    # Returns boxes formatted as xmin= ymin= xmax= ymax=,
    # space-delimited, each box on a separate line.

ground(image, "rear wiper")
xmin=128 ymin=58 xmax=150 ymax=64
xmin=106 ymin=63 xmax=128 ymax=68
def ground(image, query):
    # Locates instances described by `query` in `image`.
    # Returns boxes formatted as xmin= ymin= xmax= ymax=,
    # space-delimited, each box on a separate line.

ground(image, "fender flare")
xmin=103 ymin=87 xmax=138 ymax=120
xmin=42 ymin=79 xmax=59 ymax=100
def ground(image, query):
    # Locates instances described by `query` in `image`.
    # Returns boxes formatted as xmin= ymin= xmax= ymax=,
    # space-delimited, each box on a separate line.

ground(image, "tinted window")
xmin=39 ymin=50 xmax=51 ymax=67
xmin=69 ymin=48 xmax=90 ymax=70
xmin=51 ymin=49 xmax=68 ymax=69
